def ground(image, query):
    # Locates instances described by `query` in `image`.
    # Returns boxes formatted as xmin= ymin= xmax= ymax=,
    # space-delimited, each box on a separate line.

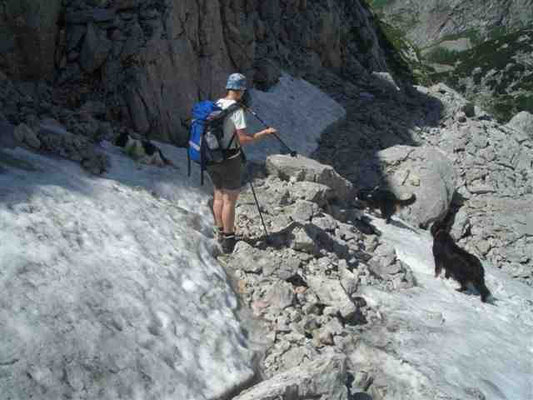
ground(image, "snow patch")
xmin=243 ymin=72 xmax=346 ymax=161
xmin=359 ymin=216 xmax=533 ymax=400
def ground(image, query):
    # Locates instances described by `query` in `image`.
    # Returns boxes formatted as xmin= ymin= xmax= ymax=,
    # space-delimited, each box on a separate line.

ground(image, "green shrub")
xmin=425 ymin=47 xmax=460 ymax=64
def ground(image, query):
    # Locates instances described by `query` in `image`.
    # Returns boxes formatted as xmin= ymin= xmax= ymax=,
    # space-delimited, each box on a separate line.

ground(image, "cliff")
xmin=0 ymin=0 xmax=389 ymax=144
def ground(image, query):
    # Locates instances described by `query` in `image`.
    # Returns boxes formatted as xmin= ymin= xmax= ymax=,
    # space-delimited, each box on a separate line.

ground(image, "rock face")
xmin=0 ymin=0 xmax=63 ymax=79
xmin=49 ymin=0 xmax=388 ymax=144
xmin=372 ymin=0 xmax=533 ymax=47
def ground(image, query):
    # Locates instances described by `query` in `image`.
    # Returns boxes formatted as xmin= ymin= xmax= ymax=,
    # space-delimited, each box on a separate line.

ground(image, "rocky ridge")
xmin=222 ymin=155 xmax=419 ymax=399
xmin=370 ymin=0 xmax=533 ymax=48
xmin=367 ymin=0 xmax=533 ymax=122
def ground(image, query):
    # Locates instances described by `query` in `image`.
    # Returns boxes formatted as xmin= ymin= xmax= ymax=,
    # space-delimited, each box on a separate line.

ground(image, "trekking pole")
xmin=248 ymin=178 xmax=270 ymax=242
xmin=240 ymin=104 xmax=297 ymax=157
xmin=240 ymin=147 xmax=270 ymax=242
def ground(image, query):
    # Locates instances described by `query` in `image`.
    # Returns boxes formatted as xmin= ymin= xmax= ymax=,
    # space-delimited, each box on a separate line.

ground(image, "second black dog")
xmin=357 ymin=187 xmax=416 ymax=223
xmin=431 ymin=223 xmax=492 ymax=303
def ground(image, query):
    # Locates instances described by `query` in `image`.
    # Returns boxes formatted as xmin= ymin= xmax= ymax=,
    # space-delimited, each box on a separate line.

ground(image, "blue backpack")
xmin=188 ymin=100 xmax=241 ymax=184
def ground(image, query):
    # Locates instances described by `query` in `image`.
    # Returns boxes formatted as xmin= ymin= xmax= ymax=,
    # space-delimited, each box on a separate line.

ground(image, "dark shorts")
xmin=206 ymin=152 xmax=243 ymax=191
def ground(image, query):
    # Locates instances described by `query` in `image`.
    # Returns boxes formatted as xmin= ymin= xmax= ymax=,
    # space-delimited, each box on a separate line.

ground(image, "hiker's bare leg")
xmin=222 ymin=189 xmax=240 ymax=234
xmin=212 ymin=189 xmax=224 ymax=228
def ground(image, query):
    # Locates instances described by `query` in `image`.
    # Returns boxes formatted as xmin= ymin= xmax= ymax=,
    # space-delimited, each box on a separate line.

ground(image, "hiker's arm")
xmin=236 ymin=128 xmax=276 ymax=145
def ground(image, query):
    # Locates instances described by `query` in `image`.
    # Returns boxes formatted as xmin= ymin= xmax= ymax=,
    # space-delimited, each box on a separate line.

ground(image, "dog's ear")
xmin=430 ymin=221 xmax=444 ymax=238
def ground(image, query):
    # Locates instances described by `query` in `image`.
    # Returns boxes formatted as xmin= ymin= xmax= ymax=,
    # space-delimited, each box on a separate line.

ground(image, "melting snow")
xmin=360 ymin=217 xmax=533 ymax=400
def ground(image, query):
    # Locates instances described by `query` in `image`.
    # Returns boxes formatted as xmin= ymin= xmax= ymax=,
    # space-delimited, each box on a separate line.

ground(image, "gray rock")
xmin=234 ymin=354 xmax=348 ymax=400
xmin=231 ymin=241 xmax=269 ymax=273
xmin=14 ymin=123 xmax=41 ymax=149
xmin=290 ymin=181 xmax=335 ymax=207
xmin=80 ymin=23 xmax=112 ymax=73
xmin=367 ymin=145 xmax=457 ymax=228
xmin=267 ymin=155 xmax=355 ymax=202
xmin=39 ymin=119 xmax=69 ymax=136
xmin=262 ymin=254 xmax=301 ymax=281
xmin=291 ymin=226 xmax=316 ymax=254
xmin=306 ymin=276 xmax=356 ymax=320
xmin=371 ymin=71 xmax=401 ymax=92
xmin=290 ymin=200 xmax=320 ymax=222
xmin=312 ymin=214 xmax=338 ymax=232
xmin=506 ymin=111 xmax=533 ymax=139
xmin=340 ymin=267 xmax=359 ymax=296
xmin=265 ymin=281 xmax=295 ymax=311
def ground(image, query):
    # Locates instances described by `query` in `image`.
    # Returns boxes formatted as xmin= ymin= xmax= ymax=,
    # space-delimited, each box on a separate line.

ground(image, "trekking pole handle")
xmin=240 ymin=103 xmax=297 ymax=157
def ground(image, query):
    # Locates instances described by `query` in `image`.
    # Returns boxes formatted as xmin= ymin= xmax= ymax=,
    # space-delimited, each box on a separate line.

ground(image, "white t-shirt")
xmin=216 ymin=98 xmax=247 ymax=149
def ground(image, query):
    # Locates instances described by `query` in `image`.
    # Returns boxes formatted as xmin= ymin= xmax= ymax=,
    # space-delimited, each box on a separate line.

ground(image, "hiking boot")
xmin=221 ymin=233 xmax=237 ymax=254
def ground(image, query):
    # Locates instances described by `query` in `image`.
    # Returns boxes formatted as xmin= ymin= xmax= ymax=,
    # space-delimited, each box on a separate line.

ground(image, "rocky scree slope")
xmin=218 ymin=152 xmax=532 ymax=400
xmin=222 ymin=155 xmax=419 ymax=399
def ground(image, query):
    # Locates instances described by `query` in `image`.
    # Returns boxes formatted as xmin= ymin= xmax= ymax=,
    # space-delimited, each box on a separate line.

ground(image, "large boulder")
xmin=266 ymin=155 xmax=355 ymax=203
xmin=359 ymin=145 xmax=456 ymax=228
xmin=234 ymin=354 xmax=348 ymax=400
xmin=506 ymin=111 xmax=533 ymax=139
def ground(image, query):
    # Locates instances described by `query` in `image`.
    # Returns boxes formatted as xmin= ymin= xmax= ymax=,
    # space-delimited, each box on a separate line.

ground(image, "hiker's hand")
xmin=264 ymin=127 xmax=277 ymax=135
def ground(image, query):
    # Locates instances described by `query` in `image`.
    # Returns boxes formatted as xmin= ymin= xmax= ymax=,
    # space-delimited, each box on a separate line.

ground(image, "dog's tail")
xmin=398 ymin=193 xmax=416 ymax=207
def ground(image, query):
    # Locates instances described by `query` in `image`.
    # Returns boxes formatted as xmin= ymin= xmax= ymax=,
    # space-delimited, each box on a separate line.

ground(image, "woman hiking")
xmin=207 ymin=73 xmax=277 ymax=254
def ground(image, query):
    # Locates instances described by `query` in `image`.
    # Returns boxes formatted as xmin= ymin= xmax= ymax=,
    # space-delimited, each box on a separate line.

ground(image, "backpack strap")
xmin=221 ymin=102 xmax=243 ymax=151
xmin=187 ymin=120 xmax=193 ymax=178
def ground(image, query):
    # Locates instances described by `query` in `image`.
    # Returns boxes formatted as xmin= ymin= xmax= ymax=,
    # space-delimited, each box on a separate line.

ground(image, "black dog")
xmin=357 ymin=187 xmax=416 ymax=223
xmin=114 ymin=132 xmax=173 ymax=167
xmin=431 ymin=223 xmax=491 ymax=302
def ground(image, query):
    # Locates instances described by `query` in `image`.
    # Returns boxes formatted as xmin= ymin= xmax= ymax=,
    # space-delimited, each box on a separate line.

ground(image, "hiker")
xmin=207 ymin=73 xmax=277 ymax=254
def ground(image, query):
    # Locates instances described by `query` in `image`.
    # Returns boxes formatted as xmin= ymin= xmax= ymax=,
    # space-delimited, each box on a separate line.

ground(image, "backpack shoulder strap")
xmin=224 ymin=103 xmax=244 ymax=150
xmin=212 ymin=102 xmax=242 ymax=121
